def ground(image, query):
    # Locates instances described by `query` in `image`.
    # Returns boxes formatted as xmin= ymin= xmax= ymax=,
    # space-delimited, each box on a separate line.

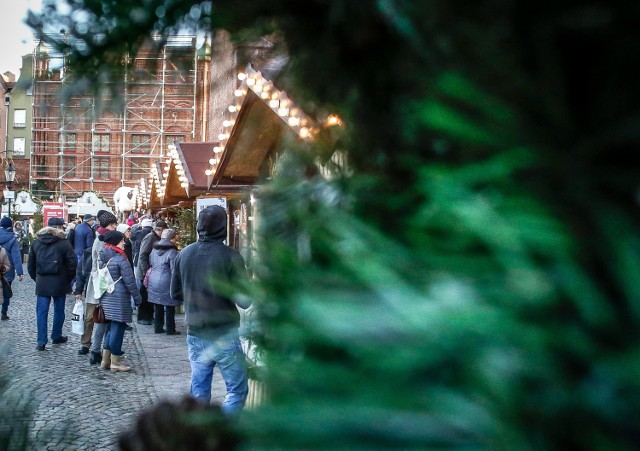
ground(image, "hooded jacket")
xmin=0 ymin=226 xmax=24 ymax=282
xmin=98 ymin=245 xmax=142 ymax=323
xmin=148 ymin=239 xmax=180 ymax=306
xmin=27 ymin=227 xmax=76 ymax=296
xmin=170 ymin=206 xmax=250 ymax=338
xmin=73 ymin=220 xmax=96 ymax=257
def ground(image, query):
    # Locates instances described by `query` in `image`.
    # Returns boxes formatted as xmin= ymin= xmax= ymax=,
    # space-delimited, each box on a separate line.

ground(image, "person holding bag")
xmin=0 ymin=217 xmax=25 ymax=321
xmin=97 ymin=231 xmax=142 ymax=372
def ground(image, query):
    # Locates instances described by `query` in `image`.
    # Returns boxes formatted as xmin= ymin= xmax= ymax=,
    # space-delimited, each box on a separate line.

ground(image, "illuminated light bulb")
xmin=261 ymin=91 xmax=269 ymax=99
xmin=237 ymin=72 xmax=247 ymax=80
xmin=280 ymin=99 xmax=290 ymax=108
xmin=246 ymin=78 xmax=255 ymax=86
xmin=299 ymin=127 xmax=310 ymax=138
xmin=218 ymin=133 xmax=227 ymax=140
xmin=165 ymin=158 xmax=171 ymax=164
xmin=209 ymin=158 xmax=216 ymax=165
xmin=180 ymin=182 xmax=187 ymax=188
xmin=213 ymin=146 xmax=221 ymax=153
xmin=288 ymin=117 xmax=300 ymax=127
xmin=205 ymin=169 xmax=212 ymax=176
xmin=269 ymin=99 xmax=279 ymax=108
xmin=228 ymin=105 xmax=236 ymax=113
xmin=325 ymin=114 xmax=342 ymax=126
xmin=254 ymin=83 xmax=263 ymax=92
xmin=277 ymin=108 xmax=289 ymax=117
xmin=234 ymin=89 xmax=243 ymax=97
xmin=223 ymin=120 xmax=234 ymax=128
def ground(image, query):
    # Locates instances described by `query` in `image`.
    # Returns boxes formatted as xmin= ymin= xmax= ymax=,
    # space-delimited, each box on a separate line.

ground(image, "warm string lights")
xmin=158 ymin=143 xmax=190 ymax=199
xmin=205 ymin=66 xmax=319 ymax=179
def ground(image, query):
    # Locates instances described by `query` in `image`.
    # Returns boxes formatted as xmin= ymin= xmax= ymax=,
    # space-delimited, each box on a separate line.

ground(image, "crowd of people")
xmin=0 ymin=205 xmax=252 ymax=415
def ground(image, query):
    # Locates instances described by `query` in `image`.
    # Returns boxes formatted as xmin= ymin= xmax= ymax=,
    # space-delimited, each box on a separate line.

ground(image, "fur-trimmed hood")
xmin=36 ymin=226 xmax=67 ymax=239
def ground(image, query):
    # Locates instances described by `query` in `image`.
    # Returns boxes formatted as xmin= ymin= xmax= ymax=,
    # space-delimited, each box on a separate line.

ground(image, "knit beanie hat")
xmin=0 ymin=217 xmax=12 ymax=229
xmin=97 ymin=210 xmax=118 ymax=228
xmin=103 ymin=230 xmax=125 ymax=246
xmin=161 ymin=229 xmax=176 ymax=241
xmin=116 ymin=224 xmax=131 ymax=234
xmin=140 ymin=218 xmax=153 ymax=228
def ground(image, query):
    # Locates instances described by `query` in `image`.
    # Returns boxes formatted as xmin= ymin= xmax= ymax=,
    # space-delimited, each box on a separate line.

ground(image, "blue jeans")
xmin=90 ymin=321 xmax=108 ymax=353
xmin=103 ymin=321 xmax=126 ymax=356
xmin=36 ymin=295 xmax=66 ymax=346
xmin=187 ymin=330 xmax=248 ymax=415
xmin=2 ymin=280 xmax=12 ymax=314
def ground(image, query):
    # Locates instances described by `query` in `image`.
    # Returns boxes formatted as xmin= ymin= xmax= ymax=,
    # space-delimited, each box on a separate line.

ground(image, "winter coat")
xmin=73 ymin=221 xmax=96 ymax=257
xmin=171 ymin=205 xmax=250 ymax=339
xmin=27 ymin=227 xmax=77 ymax=297
xmin=0 ymin=227 xmax=24 ymax=282
xmin=131 ymin=225 xmax=152 ymax=267
xmin=123 ymin=238 xmax=133 ymax=267
xmin=74 ymin=247 xmax=93 ymax=296
xmin=84 ymin=231 xmax=107 ymax=305
xmin=135 ymin=230 xmax=160 ymax=280
xmin=98 ymin=245 xmax=142 ymax=323
xmin=147 ymin=239 xmax=181 ymax=307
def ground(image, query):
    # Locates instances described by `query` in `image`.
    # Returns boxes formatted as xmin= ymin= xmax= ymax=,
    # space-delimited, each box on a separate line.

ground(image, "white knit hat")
xmin=116 ymin=224 xmax=131 ymax=234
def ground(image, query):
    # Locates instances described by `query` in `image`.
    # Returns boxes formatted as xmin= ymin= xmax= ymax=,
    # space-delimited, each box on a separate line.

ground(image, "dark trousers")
xmin=153 ymin=304 xmax=176 ymax=333
xmin=137 ymin=284 xmax=154 ymax=321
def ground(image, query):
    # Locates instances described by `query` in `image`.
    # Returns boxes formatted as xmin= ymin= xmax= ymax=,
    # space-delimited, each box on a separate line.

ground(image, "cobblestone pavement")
xmin=0 ymin=264 xmax=225 ymax=450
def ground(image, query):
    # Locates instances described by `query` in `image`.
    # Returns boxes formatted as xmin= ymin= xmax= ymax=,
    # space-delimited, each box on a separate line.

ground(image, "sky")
xmin=1 ymin=0 xmax=43 ymax=77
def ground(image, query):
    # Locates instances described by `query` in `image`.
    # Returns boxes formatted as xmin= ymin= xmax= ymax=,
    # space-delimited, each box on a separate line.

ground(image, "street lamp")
xmin=4 ymin=162 xmax=16 ymax=218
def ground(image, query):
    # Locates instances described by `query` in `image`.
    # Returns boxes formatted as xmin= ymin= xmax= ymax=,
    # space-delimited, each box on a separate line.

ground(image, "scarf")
xmin=105 ymin=243 xmax=127 ymax=257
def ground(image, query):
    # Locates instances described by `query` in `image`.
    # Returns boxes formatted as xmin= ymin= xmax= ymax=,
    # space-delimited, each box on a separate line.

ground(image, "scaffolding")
xmin=30 ymin=35 xmax=200 ymax=202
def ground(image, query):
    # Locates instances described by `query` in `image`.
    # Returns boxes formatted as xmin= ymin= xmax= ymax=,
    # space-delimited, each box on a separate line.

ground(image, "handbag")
xmin=93 ymin=304 xmax=106 ymax=324
xmin=71 ymin=300 xmax=85 ymax=335
xmin=143 ymin=267 xmax=152 ymax=288
xmin=1 ymin=276 xmax=12 ymax=299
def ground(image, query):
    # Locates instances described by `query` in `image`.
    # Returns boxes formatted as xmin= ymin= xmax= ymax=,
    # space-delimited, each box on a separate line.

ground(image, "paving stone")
xmin=0 ymin=264 xmax=228 ymax=450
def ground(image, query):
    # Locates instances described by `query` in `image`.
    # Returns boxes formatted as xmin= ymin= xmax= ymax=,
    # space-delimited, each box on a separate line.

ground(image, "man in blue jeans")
xmin=27 ymin=217 xmax=77 ymax=351
xmin=0 ymin=217 xmax=25 ymax=320
xmin=170 ymin=205 xmax=251 ymax=415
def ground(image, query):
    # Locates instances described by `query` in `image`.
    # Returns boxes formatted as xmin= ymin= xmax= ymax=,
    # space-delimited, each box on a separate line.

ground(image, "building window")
xmin=62 ymin=156 xmax=76 ymax=176
xmin=64 ymin=133 xmax=76 ymax=152
xmin=92 ymin=134 xmax=110 ymax=153
xmin=94 ymin=157 xmax=110 ymax=179
xmin=13 ymin=137 xmax=26 ymax=156
xmin=132 ymin=134 xmax=151 ymax=153
xmin=14 ymin=109 xmax=26 ymax=128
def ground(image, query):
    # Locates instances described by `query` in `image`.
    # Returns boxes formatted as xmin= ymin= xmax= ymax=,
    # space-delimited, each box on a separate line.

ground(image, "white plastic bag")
xmin=71 ymin=299 xmax=84 ymax=335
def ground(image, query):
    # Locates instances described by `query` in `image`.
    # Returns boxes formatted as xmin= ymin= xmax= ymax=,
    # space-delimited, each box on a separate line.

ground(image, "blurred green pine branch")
xmin=25 ymin=0 xmax=640 ymax=449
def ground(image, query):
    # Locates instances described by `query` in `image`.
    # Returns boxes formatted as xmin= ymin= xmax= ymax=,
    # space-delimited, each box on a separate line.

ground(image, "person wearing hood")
xmin=147 ymin=228 xmax=182 ymax=334
xmin=27 ymin=218 xmax=77 ymax=351
xmin=97 ymin=231 xmax=142 ymax=372
xmin=170 ymin=205 xmax=251 ymax=415
xmin=0 ymin=217 xmax=25 ymax=321
xmin=134 ymin=219 xmax=168 ymax=325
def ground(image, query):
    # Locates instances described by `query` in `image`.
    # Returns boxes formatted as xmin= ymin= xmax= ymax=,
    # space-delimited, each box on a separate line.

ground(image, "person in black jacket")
xmin=170 ymin=205 xmax=251 ymax=415
xmin=28 ymin=217 xmax=77 ymax=351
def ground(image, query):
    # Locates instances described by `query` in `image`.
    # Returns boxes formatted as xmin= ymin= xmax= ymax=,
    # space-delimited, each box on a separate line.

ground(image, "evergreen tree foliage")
xmin=28 ymin=0 xmax=640 ymax=448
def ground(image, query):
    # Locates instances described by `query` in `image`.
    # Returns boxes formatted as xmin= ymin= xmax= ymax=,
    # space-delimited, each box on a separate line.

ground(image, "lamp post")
xmin=4 ymin=162 xmax=16 ymax=218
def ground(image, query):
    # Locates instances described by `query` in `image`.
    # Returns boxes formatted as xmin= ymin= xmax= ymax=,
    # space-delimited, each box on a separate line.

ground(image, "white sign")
xmin=196 ymin=197 xmax=227 ymax=216
xmin=3 ymin=190 xmax=14 ymax=200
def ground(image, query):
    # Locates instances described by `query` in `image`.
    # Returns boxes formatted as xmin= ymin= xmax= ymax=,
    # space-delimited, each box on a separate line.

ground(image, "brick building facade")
xmin=29 ymin=35 xmax=211 ymax=202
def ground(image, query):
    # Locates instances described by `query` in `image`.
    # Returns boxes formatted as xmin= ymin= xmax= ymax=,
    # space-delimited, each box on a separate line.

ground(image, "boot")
xmin=89 ymin=351 xmax=102 ymax=365
xmin=101 ymin=350 xmax=112 ymax=370
xmin=110 ymin=354 xmax=131 ymax=372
